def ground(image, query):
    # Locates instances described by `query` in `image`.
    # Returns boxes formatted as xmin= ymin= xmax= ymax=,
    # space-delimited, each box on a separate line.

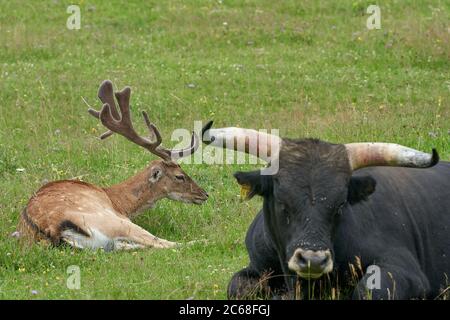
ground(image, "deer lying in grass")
xmin=17 ymin=80 xmax=208 ymax=251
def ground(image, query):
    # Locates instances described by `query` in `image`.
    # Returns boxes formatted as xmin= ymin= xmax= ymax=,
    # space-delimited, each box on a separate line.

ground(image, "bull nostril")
xmin=319 ymin=256 xmax=329 ymax=267
xmin=296 ymin=253 xmax=308 ymax=267
xmin=294 ymin=250 xmax=331 ymax=270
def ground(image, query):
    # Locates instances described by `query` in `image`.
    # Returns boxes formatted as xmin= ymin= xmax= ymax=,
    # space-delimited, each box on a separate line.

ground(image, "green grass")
xmin=0 ymin=0 xmax=449 ymax=299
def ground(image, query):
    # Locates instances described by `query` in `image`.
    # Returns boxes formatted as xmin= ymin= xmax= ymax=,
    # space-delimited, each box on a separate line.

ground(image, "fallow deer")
xmin=17 ymin=80 xmax=208 ymax=251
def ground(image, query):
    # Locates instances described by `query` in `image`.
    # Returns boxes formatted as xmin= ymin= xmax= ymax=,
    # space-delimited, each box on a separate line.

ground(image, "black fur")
xmin=59 ymin=220 xmax=90 ymax=238
xmin=347 ymin=175 xmax=376 ymax=204
xmin=228 ymin=139 xmax=450 ymax=300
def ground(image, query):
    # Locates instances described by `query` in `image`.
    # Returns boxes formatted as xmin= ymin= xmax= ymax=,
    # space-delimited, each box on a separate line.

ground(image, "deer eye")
xmin=175 ymin=175 xmax=185 ymax=181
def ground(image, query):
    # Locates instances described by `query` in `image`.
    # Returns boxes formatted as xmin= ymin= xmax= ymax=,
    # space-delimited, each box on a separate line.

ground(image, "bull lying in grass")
xmin=202 ymin=121 xmax=450 ymax=300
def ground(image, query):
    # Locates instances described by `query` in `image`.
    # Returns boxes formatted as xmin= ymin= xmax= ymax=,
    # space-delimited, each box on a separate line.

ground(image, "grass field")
xmin=0 ymin=0 xmax=449 ymax=299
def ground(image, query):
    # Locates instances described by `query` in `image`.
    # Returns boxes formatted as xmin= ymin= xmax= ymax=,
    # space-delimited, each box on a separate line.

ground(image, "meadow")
xmin=0 ymin=0 xmax=448 ymax=299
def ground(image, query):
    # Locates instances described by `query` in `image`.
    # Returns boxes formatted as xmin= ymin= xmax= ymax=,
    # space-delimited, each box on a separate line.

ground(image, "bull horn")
xmin=201 ymin=121 xmax=281 ymax=162
xmin=345 ymin=143 xmax=439 ymax=171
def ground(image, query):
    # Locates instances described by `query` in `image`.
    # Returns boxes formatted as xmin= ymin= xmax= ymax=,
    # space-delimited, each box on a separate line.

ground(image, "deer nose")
xmin=198 ymin=189 xmax=208 ymax=200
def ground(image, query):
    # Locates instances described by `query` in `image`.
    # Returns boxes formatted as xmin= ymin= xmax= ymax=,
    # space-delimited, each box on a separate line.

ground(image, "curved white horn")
xmin=345 ymin=142 xmax=439 ymax=171
xmin=201 ymin=121 xmax=281 ymax=162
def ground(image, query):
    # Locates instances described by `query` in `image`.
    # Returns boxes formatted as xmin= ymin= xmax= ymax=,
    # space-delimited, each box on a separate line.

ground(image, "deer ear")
xmin=149 ymin=167 xmax=163 ymax=183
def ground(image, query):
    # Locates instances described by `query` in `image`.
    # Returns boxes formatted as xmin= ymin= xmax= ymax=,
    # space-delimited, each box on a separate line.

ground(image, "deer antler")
xmin=88 ymin=80 xmax=199 ymax=162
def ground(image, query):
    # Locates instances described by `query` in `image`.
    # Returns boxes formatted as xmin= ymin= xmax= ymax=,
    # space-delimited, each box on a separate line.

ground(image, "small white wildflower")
xmin=10 ymin=231 xmax=20 ymax=238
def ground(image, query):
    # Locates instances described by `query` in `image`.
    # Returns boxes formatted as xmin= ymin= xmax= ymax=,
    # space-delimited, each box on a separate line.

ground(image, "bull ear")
xmin=234 ymin=170 xmax=273 ymax=200
xmin=348 ymin=175 xmax=376 ymax=204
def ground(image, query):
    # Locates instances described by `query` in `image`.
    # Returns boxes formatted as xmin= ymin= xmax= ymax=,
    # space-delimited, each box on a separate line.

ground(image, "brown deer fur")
xmin=16 ymin=81 xmax=208 ymax=250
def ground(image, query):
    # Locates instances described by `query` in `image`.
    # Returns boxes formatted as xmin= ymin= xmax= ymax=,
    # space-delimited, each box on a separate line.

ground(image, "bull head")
xmin=202 ymin=121 xmax=439 ymax=281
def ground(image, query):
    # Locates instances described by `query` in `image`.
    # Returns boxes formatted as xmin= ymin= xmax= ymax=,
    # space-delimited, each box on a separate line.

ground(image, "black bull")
xmin=227 ymin=139 xmax=450 ymax=300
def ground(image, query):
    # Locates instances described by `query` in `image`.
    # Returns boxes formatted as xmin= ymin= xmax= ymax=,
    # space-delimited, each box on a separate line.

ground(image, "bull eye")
xmin=336 ymin=202 xmax=346 ymax=215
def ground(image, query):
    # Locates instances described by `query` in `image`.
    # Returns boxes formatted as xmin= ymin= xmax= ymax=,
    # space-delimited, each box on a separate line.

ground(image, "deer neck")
xmin=104 ymin=170 xmax=165 ymax=218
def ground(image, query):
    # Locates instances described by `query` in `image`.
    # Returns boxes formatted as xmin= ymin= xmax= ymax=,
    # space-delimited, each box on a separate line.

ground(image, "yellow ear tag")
xmin=240 ymin=184 xmax=251 ymax=200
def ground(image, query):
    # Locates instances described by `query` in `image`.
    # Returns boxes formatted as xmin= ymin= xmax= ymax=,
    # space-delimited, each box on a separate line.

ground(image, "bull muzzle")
xmin=288 ymin=248 xmax=333 ymax=279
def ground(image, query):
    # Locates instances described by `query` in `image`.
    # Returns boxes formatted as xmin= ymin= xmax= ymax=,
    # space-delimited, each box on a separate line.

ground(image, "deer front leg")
xmin=113 ymin=220 xmax=178 ymax=249
xmin=61 ymin=214 xmax=179 ymax=251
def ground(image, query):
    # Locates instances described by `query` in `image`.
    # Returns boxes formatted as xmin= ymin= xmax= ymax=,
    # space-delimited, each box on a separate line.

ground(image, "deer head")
xmin=88 ymin=80 xmax=208 ymax=215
